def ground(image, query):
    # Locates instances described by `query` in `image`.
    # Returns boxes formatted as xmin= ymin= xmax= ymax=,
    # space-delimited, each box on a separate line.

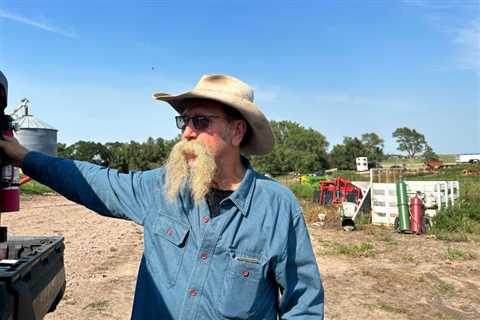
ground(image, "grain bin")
xmin=13 ymin=100 xmax=58 ymax=156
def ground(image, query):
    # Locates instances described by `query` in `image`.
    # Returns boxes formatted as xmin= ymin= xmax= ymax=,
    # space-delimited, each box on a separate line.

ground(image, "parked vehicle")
xmin=425 ymin=159 xmax=444 ymax=170
xmin=456 ymin=154 xmax=480 ymax=164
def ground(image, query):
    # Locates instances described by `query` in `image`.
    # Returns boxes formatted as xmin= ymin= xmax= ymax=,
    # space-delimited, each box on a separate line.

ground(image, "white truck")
xmin=456 ymin=154 xmax=480 ymax=164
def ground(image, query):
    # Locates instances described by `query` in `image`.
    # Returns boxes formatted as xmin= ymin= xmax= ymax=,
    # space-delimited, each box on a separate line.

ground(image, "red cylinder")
xmin=409 ymin=196 xmax=424 ymax=234
xmin=0 ymin=129 xmax=20 ymax=213
xmin=0 ymin=187 xmax=19 ymax=212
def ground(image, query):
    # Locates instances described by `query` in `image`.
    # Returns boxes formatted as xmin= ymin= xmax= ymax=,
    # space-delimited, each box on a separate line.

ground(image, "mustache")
xmin=164 ymin=140 xmax=216 ymax=204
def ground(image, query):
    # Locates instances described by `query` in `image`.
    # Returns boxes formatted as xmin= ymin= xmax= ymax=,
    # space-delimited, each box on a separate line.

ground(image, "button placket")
xmin=179 ymin=205 xmax=237 ymax=320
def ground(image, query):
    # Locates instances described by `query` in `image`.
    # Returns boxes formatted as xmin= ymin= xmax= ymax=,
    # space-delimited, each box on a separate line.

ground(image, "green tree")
xmin=392 ymin=127 xmax=427 ymax=158
xmin=422 ymin=144 xmax=439 ymax=161
xmin=65 ymin=141 xmax=110 ymax=165
xmin=360 ymin=132 xmax=384 ymax=163
xmin=329 ymin=133 xmax=385 ymax=170
xmin=64 ymin=137 xmax=178 ymax=172
xmin=330 ymin=137 xmax=367 ymax=170
xmin=104 ymin=142 xmax=130 ymax=172
xmin=57 ymin=143 xmax=71 ymax=158
xmin=250 ymin=121 xmax=329 ymax=175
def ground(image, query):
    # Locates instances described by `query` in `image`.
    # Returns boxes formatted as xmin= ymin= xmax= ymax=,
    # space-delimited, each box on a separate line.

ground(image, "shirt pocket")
xmin=146 ymin=213 xmax=189 ymax=288
xmin=218 ymin=250 xmax=268 ymax=319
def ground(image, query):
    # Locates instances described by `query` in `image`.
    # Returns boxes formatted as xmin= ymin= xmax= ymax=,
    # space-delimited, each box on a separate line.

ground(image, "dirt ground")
xmin=3 ymin=194 xmax=480 ymax=320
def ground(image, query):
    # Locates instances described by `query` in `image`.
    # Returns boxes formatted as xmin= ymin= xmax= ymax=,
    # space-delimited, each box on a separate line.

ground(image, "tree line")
xmin=58 ymin=121 xmax=437 ymax=175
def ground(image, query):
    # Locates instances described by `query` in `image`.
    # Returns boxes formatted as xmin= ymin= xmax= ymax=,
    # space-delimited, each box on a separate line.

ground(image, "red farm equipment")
xmin=315 ymin=177 xmax=370 ymax=231
xmin=318 ymin=177 xmax=363 ymax=206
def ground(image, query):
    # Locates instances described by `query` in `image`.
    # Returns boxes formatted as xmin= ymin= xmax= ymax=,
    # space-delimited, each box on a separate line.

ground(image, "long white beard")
xmin=165 ymin=140 xmax=216 ymax=204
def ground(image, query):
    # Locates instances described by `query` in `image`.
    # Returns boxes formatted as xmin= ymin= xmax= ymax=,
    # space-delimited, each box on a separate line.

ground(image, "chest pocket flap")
xmin=153 ymin=214 xmax=189 ymax=247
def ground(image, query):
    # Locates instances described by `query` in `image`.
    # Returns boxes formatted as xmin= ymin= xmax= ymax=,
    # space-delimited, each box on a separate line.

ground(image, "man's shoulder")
xmin=252 ymin=171 xmax=298 ymax=203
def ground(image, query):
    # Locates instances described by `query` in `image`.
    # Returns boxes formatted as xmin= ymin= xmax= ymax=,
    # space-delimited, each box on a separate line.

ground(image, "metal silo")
xmin=13 ymin=99 xmax=58 ymax=156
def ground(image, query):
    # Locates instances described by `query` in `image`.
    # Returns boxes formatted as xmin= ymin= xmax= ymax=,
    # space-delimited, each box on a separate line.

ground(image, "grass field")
xmin=20 ymin=180 xmax=53 ymax=194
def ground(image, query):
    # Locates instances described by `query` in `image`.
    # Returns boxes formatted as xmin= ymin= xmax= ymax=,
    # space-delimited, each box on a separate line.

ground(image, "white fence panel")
xmin=370 ymin=181 xmax=459 ymax=225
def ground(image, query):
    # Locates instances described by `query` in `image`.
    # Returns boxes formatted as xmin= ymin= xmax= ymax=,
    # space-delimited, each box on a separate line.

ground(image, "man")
xmin=0 ymin=74 xmax=324 ymax=319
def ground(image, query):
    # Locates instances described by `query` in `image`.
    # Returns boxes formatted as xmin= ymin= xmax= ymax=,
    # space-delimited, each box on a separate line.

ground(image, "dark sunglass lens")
xmin=176 ymin=116 xmax=186 ymax=130
xmin=192 ymin=116 xmax=210 ymax=130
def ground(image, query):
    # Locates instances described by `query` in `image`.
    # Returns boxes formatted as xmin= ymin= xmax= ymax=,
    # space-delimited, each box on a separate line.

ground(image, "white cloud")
xmin=0 ymin=8 xmax=75 ymax=38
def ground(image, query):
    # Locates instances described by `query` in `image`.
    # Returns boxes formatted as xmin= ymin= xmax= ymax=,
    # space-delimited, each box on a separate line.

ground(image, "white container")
xmin=356 ymin=157 xmax=368 ymax=172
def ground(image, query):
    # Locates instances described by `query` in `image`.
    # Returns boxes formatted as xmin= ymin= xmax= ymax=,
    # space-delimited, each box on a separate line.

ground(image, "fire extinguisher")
xmin=409 ymin=195 xmax=424 ymax=235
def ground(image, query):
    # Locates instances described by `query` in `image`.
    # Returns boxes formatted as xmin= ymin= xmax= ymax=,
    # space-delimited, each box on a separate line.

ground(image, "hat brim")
xmin=153 ymin=88 xmax=274 ymax=156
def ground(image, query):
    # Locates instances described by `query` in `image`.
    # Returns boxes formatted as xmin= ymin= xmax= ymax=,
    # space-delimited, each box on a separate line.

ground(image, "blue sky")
xmin=0 ymin=0 xmax=479 ymax=154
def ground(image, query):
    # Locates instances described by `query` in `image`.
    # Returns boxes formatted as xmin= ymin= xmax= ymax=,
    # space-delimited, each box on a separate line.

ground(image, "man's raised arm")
xmin=0 ymin=136 xmax=155 ymax=225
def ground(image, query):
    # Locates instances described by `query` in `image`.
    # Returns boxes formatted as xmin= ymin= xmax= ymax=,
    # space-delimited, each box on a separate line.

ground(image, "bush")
xmin=430 ymin=200 xmax=480 ymax=237
xmin=414 ymin=165 xmax=480 ymax=239
xmin=289 ymin=183 xmax=315 ymax=199
xmin=331 ymin=170 xmax=369 ymax=181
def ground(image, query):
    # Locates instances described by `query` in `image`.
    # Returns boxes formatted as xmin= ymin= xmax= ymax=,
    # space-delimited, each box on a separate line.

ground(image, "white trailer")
xmin=456 ymin=154 xmax=480 ymax=164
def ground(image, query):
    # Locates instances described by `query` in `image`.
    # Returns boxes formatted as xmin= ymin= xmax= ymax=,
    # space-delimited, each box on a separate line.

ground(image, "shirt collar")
xmin=226 ymin=156 xmax=256 ymax=217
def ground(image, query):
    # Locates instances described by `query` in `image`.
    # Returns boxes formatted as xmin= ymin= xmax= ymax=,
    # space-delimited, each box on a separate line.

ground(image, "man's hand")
xmin=0 ymin=136 xmax=30 ymax=165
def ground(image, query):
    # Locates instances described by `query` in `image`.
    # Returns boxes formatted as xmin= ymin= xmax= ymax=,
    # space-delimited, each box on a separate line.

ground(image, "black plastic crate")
xmin=0 ymin=236 xmax=66 ymax=320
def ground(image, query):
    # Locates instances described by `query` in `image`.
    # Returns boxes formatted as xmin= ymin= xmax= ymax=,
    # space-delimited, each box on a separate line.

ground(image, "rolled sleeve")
xmin=275 ymin=209 xmax=324 ymax=319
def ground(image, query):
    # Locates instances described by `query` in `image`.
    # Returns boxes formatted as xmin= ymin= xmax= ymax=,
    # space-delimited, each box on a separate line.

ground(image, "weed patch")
xmin=435 ymin=232 xmax=470 ymax=242
xmin=378 ymin=233 xmax=397 ymax=244
xmin=401 ymin=255 xmax=416 ymax=263
xmin=378 ymin=303 xmax=395 ymax=312
xmin=299 ymin=200 xmax=323 ymax=223
xmin=435 ymin=280 xmax=456 ymax=297
xmin=83 ymin=300 xmax=109 ymax=311
xmin=368 ymin=303 xmax=407 ymax=315
xmin=329 ymin=241 xmax=376 ymax=257
xmin=446 ymin=248 xmax=476 ymax=261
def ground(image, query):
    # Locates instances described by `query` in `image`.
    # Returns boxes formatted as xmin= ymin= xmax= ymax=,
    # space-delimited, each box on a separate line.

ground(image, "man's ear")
xmin=231 ymin=120 xmax=247 ymax=147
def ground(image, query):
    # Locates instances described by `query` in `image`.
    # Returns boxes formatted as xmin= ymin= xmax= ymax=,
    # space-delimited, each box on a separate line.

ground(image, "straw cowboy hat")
xmin=153 ymin=74 xmax=274 ymax=155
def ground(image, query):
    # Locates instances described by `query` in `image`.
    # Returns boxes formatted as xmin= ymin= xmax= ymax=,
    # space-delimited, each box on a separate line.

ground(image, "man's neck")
xmin=212 ymin=154 xmax=246 ymax=191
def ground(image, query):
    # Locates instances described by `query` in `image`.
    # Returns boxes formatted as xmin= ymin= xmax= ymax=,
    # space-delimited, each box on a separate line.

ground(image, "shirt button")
xmin=202 ymin=216 xmax=209 ymax=223
xmin=200 ymin=252 xmax=208 ymax=260
xmin=166 ymin=228 xmax=173 ymax=236
xmin=242 ymin=270 xmax=250 ymax=278
xmin=190 ymin=289 xmax=198 ymax=297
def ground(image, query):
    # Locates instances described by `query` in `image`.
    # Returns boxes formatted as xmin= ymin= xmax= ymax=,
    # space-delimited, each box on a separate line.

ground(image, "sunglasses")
xmin=175 ymin=115 xmax=228 ymax=131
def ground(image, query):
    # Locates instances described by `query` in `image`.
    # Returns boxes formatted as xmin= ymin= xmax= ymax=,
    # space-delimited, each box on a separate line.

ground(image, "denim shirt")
xmin=23 ymin=151 xmax=324 ymax=320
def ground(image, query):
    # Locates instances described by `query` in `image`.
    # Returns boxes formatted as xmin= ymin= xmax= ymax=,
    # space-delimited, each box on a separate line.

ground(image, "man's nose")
xmin=181 ymin=123 xmax=198 ymax=141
